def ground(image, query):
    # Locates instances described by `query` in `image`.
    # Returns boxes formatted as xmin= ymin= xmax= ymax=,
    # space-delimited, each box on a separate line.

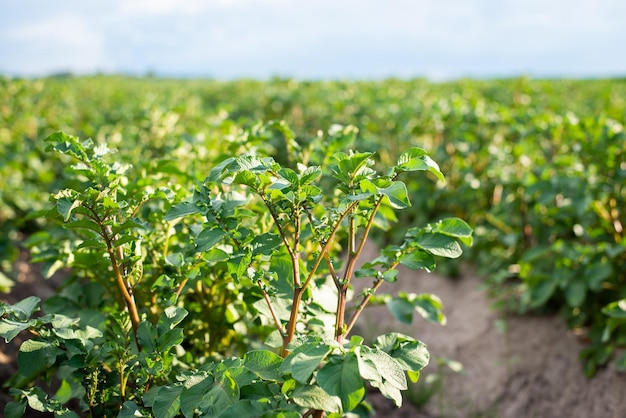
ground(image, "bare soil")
xmin=3 ymin=244 xmax=626 ymax=417
xmin=354 ymin=242 xmax=626 ymax=418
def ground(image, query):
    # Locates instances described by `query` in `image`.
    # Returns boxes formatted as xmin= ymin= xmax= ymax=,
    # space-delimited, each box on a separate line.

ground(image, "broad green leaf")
xmin=4 ymin=400 xmax=26 ymax=418
xmin=278 ymin=168 xmax=299 ymax=185
xmin=152 ymin=385 xmax=183 ymax=418
xmin=416 ymin=233 xmax=463 ymax=259
xmin=431 ymin=218 xmax=473 ymax=246
xmin=370 ymin=378 xmax=403 ymax=407
xmin=412 ymin=293 xmax=446 ymax=325
xmin=195 ymin=228 xmax=226 ymax=252
xmin=18 ymin=340 xmax=59 ymax=379
xmin=111 ymin=218 xmax=146 ymax=235
xmin=160 ymin=306 xmax=189 ymax=330
xmin=64 ymin=219 xmax=102 ymax=234
xmin=53 ymin=379 xmax=73 ymax=403
xmin=118 ymin=401 xmax=150 ymax=418
xmin=386 ymin=298 xmax=414 ymax=324
xmin=10 ymin=296 xmax=41 ymax=320
xmin=0 ymin=319 xmax=31 ymax=343
xmin=390 ymin=340 xmax=430 ymax=372
xmin=354 ymin=348 xmax=382 ymax=383
xmin=22 ymin=387 xmax=52 ymax=412
xmin=399 ymin=250 xmax=436 ymax=271
xmin=360 ymin=348 xmax=407 ymax=391
xmin=180 ymin=375 xmax=212 ymax=418
xmin=281 ymin=343 xmax=331 ymax=383
xmin=56 ymin=197 xmax=82 ymax=222
xmin=251 ymin=233 xmax=282 ymax=256
xmin=137 ymin=321 xmax=157 ymax=352
xmin=291 ymin=384 xmax=342 ymax=413
xmin=300 ymin=166 xmax=322 ymax=185
xmin=244 ymin=350 xmax=283 ymax=381
xmin=197 ymin=373 xmax=239 ymax=416
xmin=157 ymin=328 xmax=184 ymax=352
xmin=527 ymin=277 xmax=557 ymax=308
xmin=317 ymin=354 xmax=365 ymax=412
xmin=395 ymin=148 xmax=444 ymax=182
xmin=564 ymin=279 xmax=587 ymax=308
xmin=376 ymin=181 xmax=411 ymax=209
xmin=163 ymin=202 xmax=200 ymax=222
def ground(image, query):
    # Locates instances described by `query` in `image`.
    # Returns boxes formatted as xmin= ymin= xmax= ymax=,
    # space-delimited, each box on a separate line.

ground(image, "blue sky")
xmin=1 ymin=0 xmax=625 ymax=80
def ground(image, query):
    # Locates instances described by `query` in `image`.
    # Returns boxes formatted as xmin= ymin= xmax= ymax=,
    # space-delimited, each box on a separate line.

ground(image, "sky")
xmin=1 ymin=0 xmax=625 ymax=81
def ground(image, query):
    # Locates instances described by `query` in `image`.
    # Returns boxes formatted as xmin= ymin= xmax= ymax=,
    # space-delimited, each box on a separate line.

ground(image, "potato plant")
xmin=1 ymin=125 xmax=471 ymax=417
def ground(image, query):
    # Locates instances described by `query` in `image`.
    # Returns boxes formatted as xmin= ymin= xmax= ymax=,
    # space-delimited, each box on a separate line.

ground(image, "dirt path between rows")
xmin=354 ymin=242 xmax=626 ymax=418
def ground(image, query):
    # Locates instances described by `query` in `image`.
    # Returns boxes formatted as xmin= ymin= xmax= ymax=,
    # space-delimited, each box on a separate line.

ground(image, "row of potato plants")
xmin=1 ymin=75 xmax=626 ymax=380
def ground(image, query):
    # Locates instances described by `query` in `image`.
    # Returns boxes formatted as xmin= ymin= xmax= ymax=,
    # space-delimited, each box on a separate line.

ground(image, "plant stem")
xmin=344 ymin=262 xmax=398 ymax=336
xmin=102 ymin=225 xmax=142 ymax=348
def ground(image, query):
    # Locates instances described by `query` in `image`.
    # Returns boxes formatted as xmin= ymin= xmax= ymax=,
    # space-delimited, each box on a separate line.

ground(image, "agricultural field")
xmin=1 ymin=75 xmax=626 ymax=417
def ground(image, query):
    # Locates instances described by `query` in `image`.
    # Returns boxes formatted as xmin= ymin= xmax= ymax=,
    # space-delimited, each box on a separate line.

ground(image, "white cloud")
xmin=4 ymin=13 xmax=107 ymax=75
xmin=1 ymin=0 xmax=625 ymax=78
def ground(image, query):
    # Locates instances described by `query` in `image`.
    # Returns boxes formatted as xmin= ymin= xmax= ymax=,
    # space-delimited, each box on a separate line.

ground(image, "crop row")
xmin=1 ymin=75 xmax=626 ymax=376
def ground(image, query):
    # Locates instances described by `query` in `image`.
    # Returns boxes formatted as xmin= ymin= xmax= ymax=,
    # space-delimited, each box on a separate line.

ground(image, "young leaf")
xmin=395 ymin=148 xmax=444 ymax=182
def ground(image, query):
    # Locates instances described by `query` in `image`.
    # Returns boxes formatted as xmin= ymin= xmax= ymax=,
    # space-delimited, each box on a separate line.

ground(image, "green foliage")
xmin=2 ymin=123 xmax=471 ymax=416
xmin=3 ymin=75 xmax=626 ymax=410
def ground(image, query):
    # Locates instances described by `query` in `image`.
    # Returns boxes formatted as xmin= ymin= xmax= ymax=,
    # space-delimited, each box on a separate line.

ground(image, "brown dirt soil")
xmin=3 ymin=244 xmax=626 ymax=417
xmin=354 ymin=242 xmax=626 ymax=418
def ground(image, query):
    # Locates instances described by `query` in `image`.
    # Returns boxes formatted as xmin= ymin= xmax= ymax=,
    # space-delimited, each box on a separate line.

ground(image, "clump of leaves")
xmin=2 ymin=123 xmax=472 ymax=417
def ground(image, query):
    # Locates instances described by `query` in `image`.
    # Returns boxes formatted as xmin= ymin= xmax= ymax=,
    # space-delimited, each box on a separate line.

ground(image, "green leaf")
xmin=53 ymin=379 xmax=73 ymax=403
xmin=395 ymin=148 xmax=444 ymax=182
xmin=118 ymin=401 xmax=149 ymax=418
xmin=4 ymin=400 xmax=26 ymax=418
xmin=431 ymin=218 xmax=473 ymax=246
xmin=197 ymin=373 xmax=239 ymax=416
xmin=412 ymin=293 xmax=446 ymax=325
xmin=386 ymin=298 xmax=414 ymax=324
xmin=195 ymin=228 xmax=226 ymax=252
xmin=416 ymin=233 xmax=463 ymax=259
xmin=21 ymin=387 xmax=52 ymax=412
xmin=399 ymin=250 xmax=436 ymax=271
xmin=152 ymin=385 xmax=183 ymax=418
xmin=165 ymin=203 xmax=200 ymax=222
xmin=10 ymin=296 xmax=41 ymax=320
xmin=180 ymin=376 xmax=211 ymax=418
xmin=251 ymin=233 xmax=282 ymax=256
xmin=56 ymin=197 xmax=82 ymax=222
xmin=157 ymin=328 xmax=184 ymax=352
xmin=18 ymin=340 xmax=59 ymax=379
xmin=300 ymin=166 xmax=322 ymax=185
xmin=390 ymin=340 xmax=430 ymax=372
xmin=64 ymin=219 xmax=102 ymax=234
xmin=281 ymin=343 xmax=331 ymax=383
xmin=291 ymin=384 xmax=342 ymax=413
xmin=317 ymin=354 xmax=365 ymax=412
xmin=244 ymin=350 xmax=283 ymax=381
xmin=360 ymin=348 xmax=407 ymax=391
xmin=564 ymin=279 xmax=587 ymax=308
xmin=376 ymin=181 xmax=411 ymax=209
